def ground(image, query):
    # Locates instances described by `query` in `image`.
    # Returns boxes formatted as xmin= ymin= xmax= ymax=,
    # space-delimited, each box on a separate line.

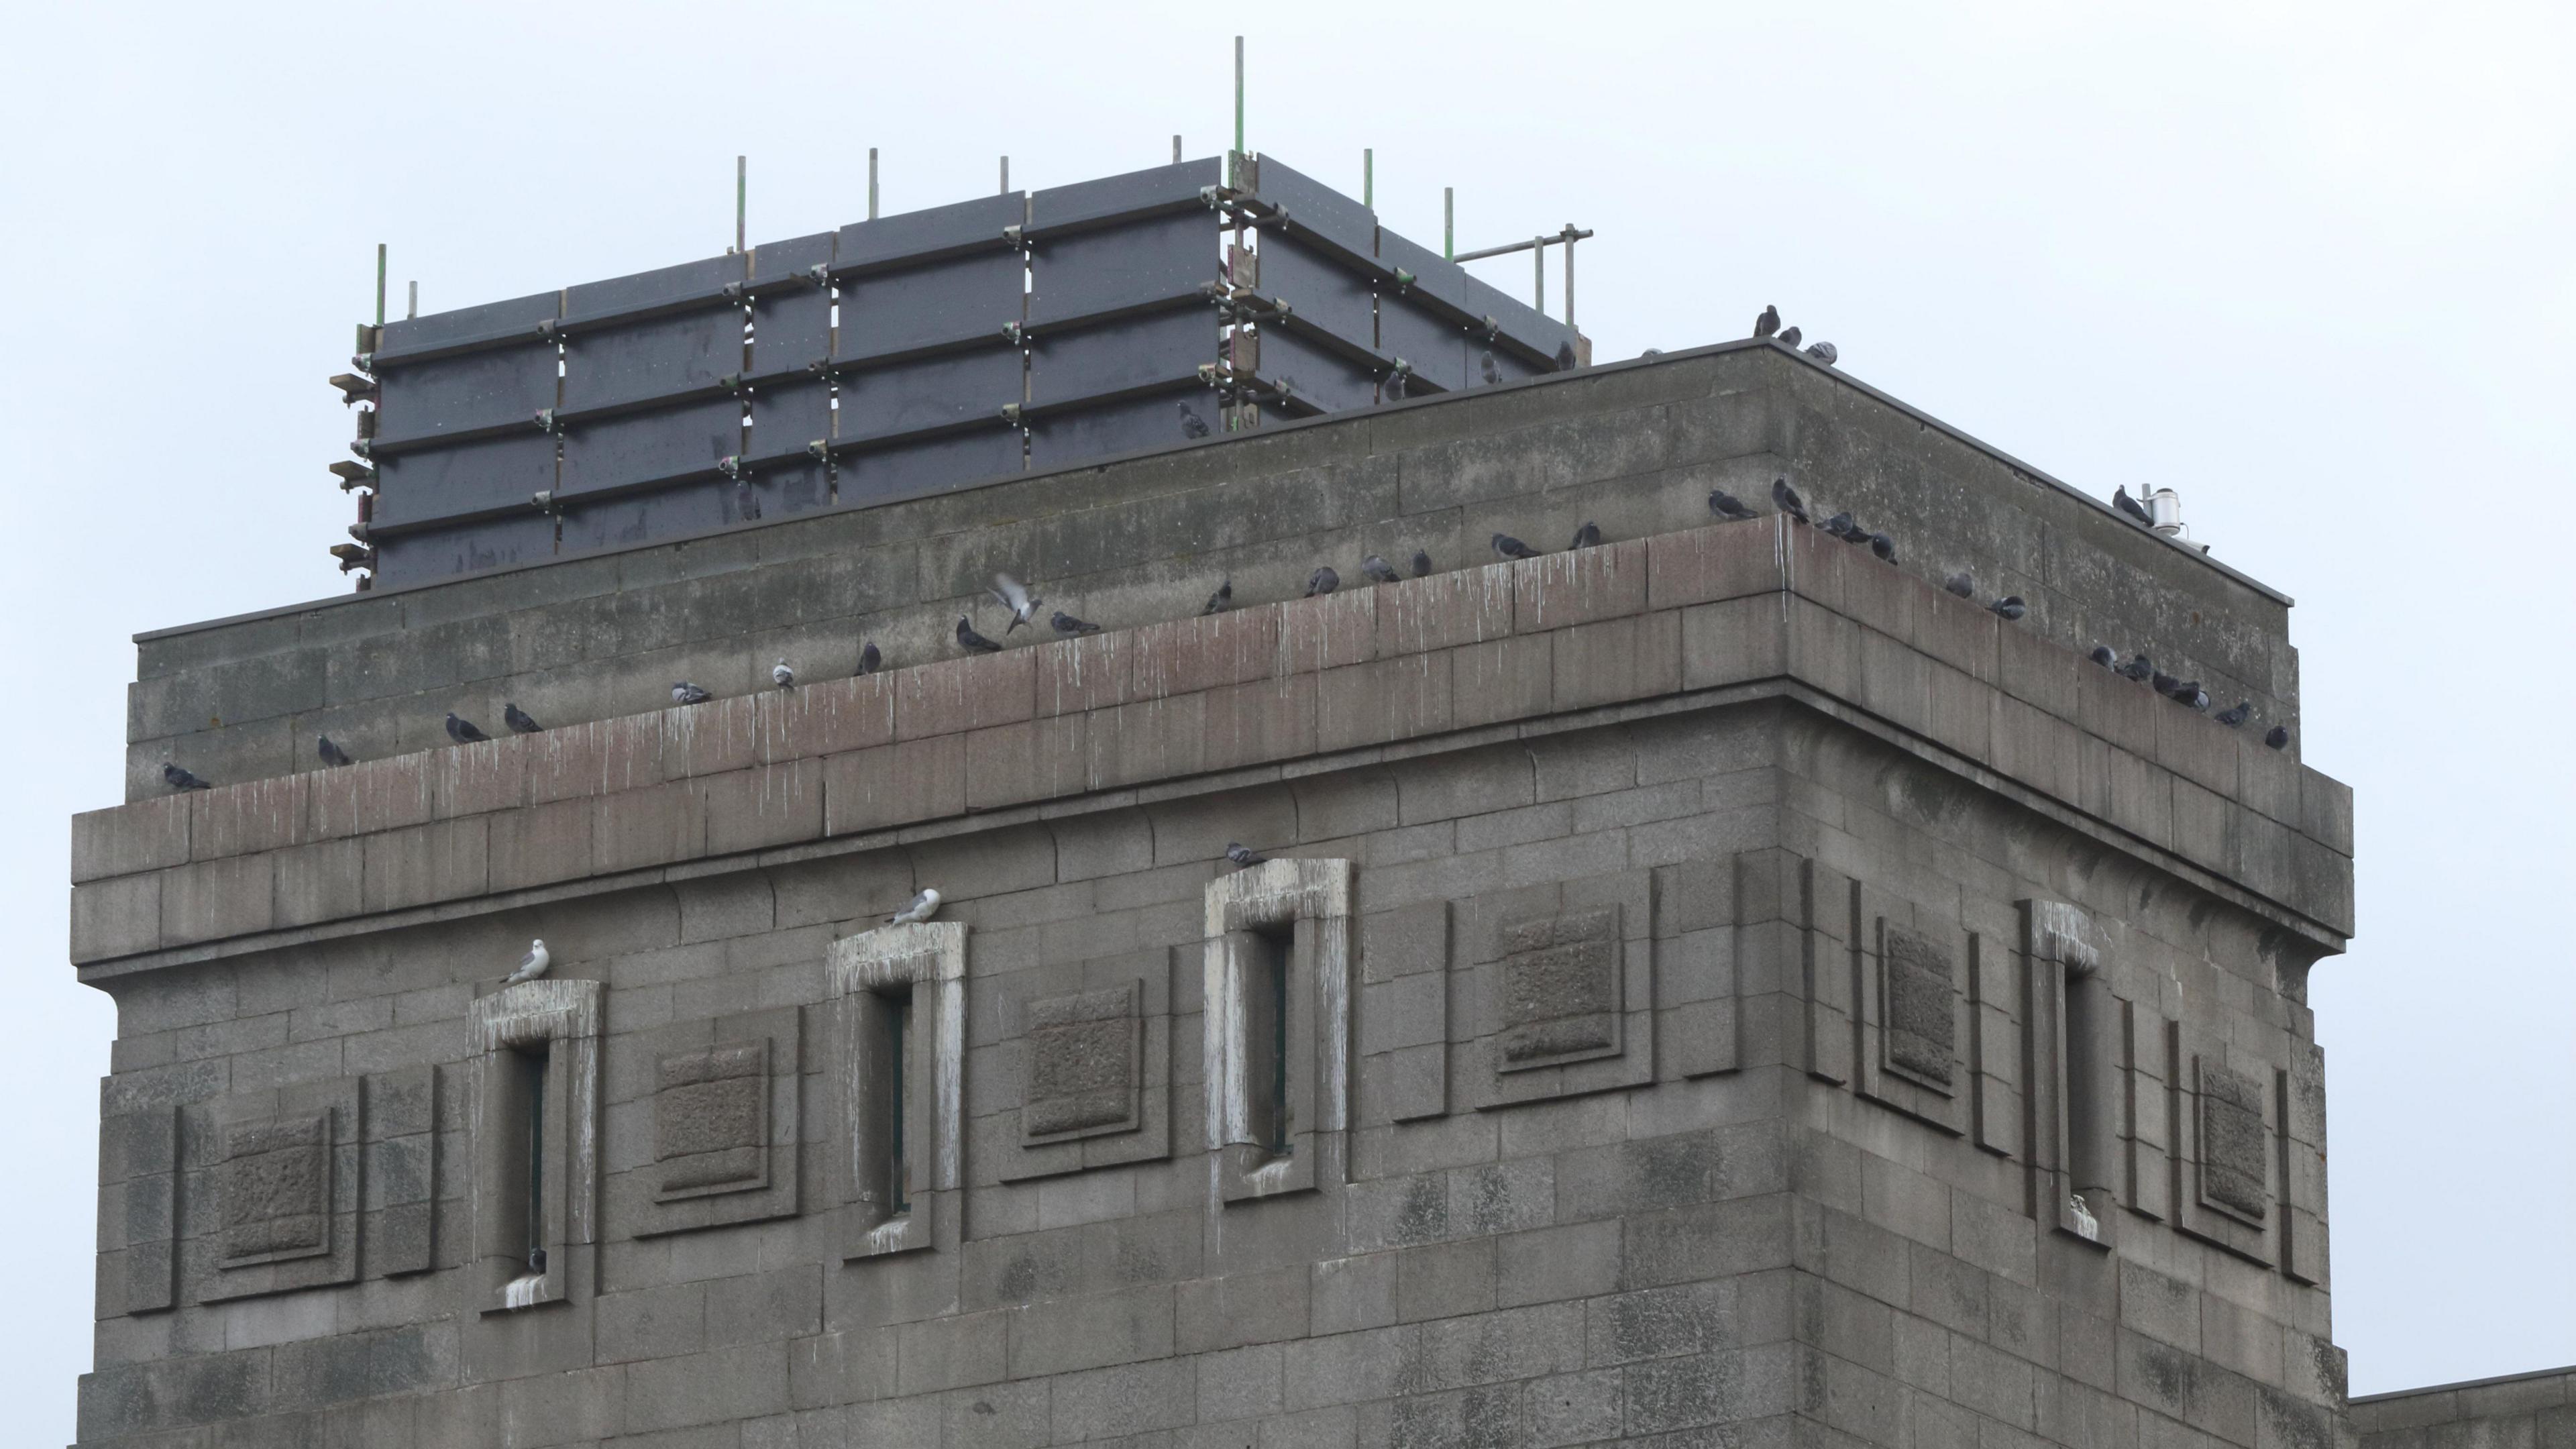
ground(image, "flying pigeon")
xmin=1050 ymin=610 xmax=1103 ymax=635
xmin=1202 ymin=578 xmax=1233 ymax=615
xmin=504 ymin=702 xmax=543 ymax=734
xmin=989 ymin=574 xmax=1041 ymax=632
xmin=317 ymin=735 xmax=354 ymax=768
xmin=1709 ymin=489 xmax=1759 ymax=522
xmin=1869 ymin=533 xmax=1897 ymax=563
xmin=888 ymin=888 xmax=943 ymax=925
xmin=1943 ymin=573 xmax=1975 ymax=599
xmin=1988 ymin=596 xmax=2027 ymax=621
xmin=955 ymin=616 xmax=1003 ymax=654
xmin=1179 ymin=402 xmax=1211 ymax=439
xmin=772 ymin=659 xmax=796 ymax=689
xmin=2215 ymin=700 xmax=2252 ymax=727
xmin=1771 ymin=477 xmax=1809 ymax=525
xmin=672 ymin=682 xmax=712 ymax=705
xmin=1305 ymin=566 xmax=1340 ymax=597
xmin=2264 ymin=724 xmax=2290 ymax=750
xmin=1491 ymin=533 xmax=1540 ymax=561
xmin=1753 ymin=305 xmax=1780 ymax=339
xmin=1568 ymin=521 xmax=1601 ymax=551
xmin=1804 ymin=341 xmax=1839 ymax=366
xmin=2089 ymin=645 xmax=2117 ymax=668
xmin=1778 ymin=325 xmax=1803 ymax=349
xmin=501 ymin=938 xmax=551 ymax=986
xmin=1480 ymin=350 xmax=1501 ymax=386
xmin=1225 ymin=842 xmax=1267 ymax=869
xmin=2113 ymin=486 xmax=2152 ymax=526
xmin=446 ymin=712 xmax=490 ymax=744
xmin=1411 ymin=549 xmax=1432 ymax=578
xmin=163 ymin=763 xmax=213 ymax=792
xmin=1362 ymin=554 xmax=1402 ymax=585
xmin=857 ymin=641 xmax=882 ymax=676
xmin=2117 ymin=654 xmax=2154 ymax=682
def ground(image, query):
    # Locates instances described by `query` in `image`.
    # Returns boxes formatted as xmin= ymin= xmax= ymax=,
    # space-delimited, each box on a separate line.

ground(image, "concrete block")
xmin=761 ymin=672 xmax=898 ymax=761
xmin=1992 ymin=695 xmax=2081 ymax=803
xmin=1517 ymin=538 xmax=1649 ymax=631
xmin=1377 ymin=562 xmax=1516 ymax=656
xmin=70 ymin=871 xmax=163 ymax=962
xmin=1910 ymin=588 xmax=2000 ymax=685
xmin=591 ymin=779 xmax=706 ymax=875
xmin=363 ymin=817 xmax=490 ymax=914
xmin=702 ymin=759 xmax=826 ymax=855
xmin=1087 ymin=694 xmax=1207 ymax=792
xmin=1034 ymin=629 xmax=1141 ymax=716
xmin=1495 ymin=1220 xmax=1621 ymax=1309
xmin=963 ymin=716 xmax=1090 ymax=812
xmin=72 ymin=795 xmax=192 ymax=884
xmin=2300 ymin=768 xmax=2353 ymax=857
xmin=1646 ymin=521 xmax=1780 ymax=611
xmin=433 ymin=736 xmax=529 ymax=816
xmin=1853 ymin=625 xmax=1929 ymax=736
xmin=1132 ymin=604 xmax=1281 ymax=699
xmin=1278 ymin=588 xmax=1378 ymax=675
xmin=1680 ymin=596 xmax=1787 ymax=690
xmin=305 ymin=755 xmax=437 ymax=841
xmin=161 ymin=851 xmax=278 ymax=946
xmin=1554 ymin=612 xmax=1680 ymax=712
xmin=193 ymin=774 xmax=314 ymax=863
xmin=2153 ymin=695 xmax=2239 ymax=800
xmin=273 ymin=839 xmax=366 ymax=928
xmin=1007 ymin=1283 xmax=1175 ymax=1377
xmin=1318 ymin=652 xmax=1454 ymax=754
xmin=1996 ymin=618 xmax=2081 ymax=720
xmin=1451 ymin=635 xmax=1555 ymax=732
xmin=1201 ymin=674 xmax=1318 ymax=775
xmin=487 ymin=797 xmax=596 ymax=892
xmin=1176 ymin=1264 xmax=1310 ymax=1352
xmin=667 ymin=693 xmax=763 ymax=779
xmin=822 ymin=736 xmax=965 ymax=836
xmin=896 ymin=649 xmax=1035 ymax=741
xmin=524 ymin=713 xmax=668 ymax=806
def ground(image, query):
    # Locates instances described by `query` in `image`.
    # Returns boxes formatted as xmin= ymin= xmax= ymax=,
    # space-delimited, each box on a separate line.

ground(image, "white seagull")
xmin=888 ymin=888 xmax=943 ymax=926
xmin=989 ymin=574 xmax=1041 ymax=633
xmin=502 ymin=938 xmax=551 ymax=985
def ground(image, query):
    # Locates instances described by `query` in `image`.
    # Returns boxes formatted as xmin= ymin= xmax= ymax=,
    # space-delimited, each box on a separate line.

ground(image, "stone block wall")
xmin=2353 ymin=1366 xmax=2576 ymax=1446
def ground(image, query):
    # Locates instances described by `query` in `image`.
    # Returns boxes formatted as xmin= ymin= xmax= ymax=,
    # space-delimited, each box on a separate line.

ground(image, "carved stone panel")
xmin=1882 ymin=926 xmax=1957 ymax=1088
xmin=999 ymin=953 xmax=1174 ymax=1183
xmin=187 ymin=1077 xmax=362 ymax=1304
xmin=1466 ymin=873 xmax=1654 ymax=1111
xmin=218 ymin=1114 xmax=332 ymax=1267
xmin=1023 ymin=983 xmax=1142 ymax=1143
xmin=1854 ymin=904 xmax=1968 ymax=1137
xmin=2197 ymin=1062 xmax=2269 ymax=1223
xmin=657 ymin=1040 xmax=771 ymax=1200
xmin=623 ymin=1007 xmax=802 ymax=1240
xmin=1497 ymin=908 xmax=1623 ymax=1070
xmin=2171 ymin=1024 xmax=2276 ymax=1267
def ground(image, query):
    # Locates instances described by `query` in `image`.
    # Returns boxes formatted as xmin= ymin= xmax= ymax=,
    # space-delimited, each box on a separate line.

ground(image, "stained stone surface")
xmin=217 ymin=1116 xmax=329 ymax=1265
xmin=1023 ymin=986 xmax=1140 ymax=1140
xmin=1497 ymin=909 xmax=1621 ymax=1067
xmin=655 ymin=1040 xmax=767 ymax=1197
xmin=1882 ymin=926 xmax=1955 ymax=1086
xmin=2200 ymin=1062 xmax=2270 ymax=1220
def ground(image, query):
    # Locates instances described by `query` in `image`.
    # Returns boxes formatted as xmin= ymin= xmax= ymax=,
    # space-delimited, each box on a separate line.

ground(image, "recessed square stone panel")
xmin=656 ymin=1040 xmax=772 ymax=1200
xmin=2198 ymin=1063 xmax=2269 ymax=1223
xmin=1022 ymin=983 xmax=1142 ymax=1143
xmin=1882 ymin=926 xmax=1957 ymax=1088
xmin=1497 ymin=908 xmax=1623 ymax=1071
xmin=625 ymin=1006 xmax=803 ymax=1240
xmin=218 ymin=1114 xmax=331 ymax=1267
xmin=188 ymin=1078 xmax=362 ymax=1304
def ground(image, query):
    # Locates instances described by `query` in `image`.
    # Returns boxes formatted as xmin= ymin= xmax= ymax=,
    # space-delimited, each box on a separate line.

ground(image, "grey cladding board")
xmin=562 ymin=253 xmax=743 ymax=323
xmin=837 ymin=253 xmax=1024 ymax=365
xmin=841 ymin=350 xmax=1025 ymax=445
xmin=1028 ymin=158 xmax=1222 ymax=235
xmin=1374 ymin=229 xmax=1472 ymax=313
xmin=750 ymin=230 xmax=835 ymax=280
xmin=558 ymin=398 xmax=742 ymax=496
xmin=371 ymin=433 xmax=556 ymax=531
xmin=832 ymin=192 xmax=1024 ymax=274
xmin=561 ymin=310 xmax=743 ymax=415
xmin=1026 ymin=386 xmax=1217 ymax=469
xmin=735 ymin=461 xmax=828 ymax=520
xmin=837 ymin=428 xmax=1023 ymax=508
xmin=1256 ymin=236 xmax=1377 ymax=358
xmin=746 ymin=379 xmax=833 ymax=464
xmin=1376 ymin=299 xmax=1467 ymax=393
xmin=1462 ymin=269 xmax=1576 ymax=366
xmin=374 ymin=288 xmax=559 ymax=364
xmin=558 ymin=480 xmax=732 ymax=555
xmin=1027 ymin=309 xmax=1214 ymax=410
xmin=373 ymin=346 xmax=557 ymax=447
xmin=1026 ymin=211 xmax=1214 ymax=329
xmin=1247 ymin=154 xmax=1379 ymax=267
xmin=370 ymin=512 xmax=555 ymax=588
xmin=1252 ymin=325 xmax=1381 ymax=415
xmin=751 ymin=287 xmax=830 ymax=376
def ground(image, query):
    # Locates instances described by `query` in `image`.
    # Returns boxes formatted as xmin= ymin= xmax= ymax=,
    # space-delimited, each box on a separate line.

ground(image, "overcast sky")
xmin=3 ymin=1 xmax=2569 ymax=1440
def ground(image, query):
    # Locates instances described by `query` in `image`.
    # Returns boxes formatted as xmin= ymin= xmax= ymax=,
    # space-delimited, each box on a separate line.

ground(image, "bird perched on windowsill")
xmin=501 ymin=939 xmax=551 ymax=986
xmin=888 ymin=888 xmax=943 ymax=926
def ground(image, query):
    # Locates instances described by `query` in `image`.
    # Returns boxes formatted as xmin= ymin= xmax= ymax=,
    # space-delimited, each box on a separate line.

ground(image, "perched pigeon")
xmin=2170 ymin=682 xmax=2210 ymax=712
xmin=772 ymin=659 xmax=796 ymax=689
xmin=989 ymin=573 xmax=1041 ymax=632
xmin=1491 ymin=533 xmax=1540 ymax=561
xmin=2117 ymin=654 xmax=2155 ymax=682
xmin=1569 ymin=521 xmax=1601 ymax=551
xmin=1640 ymin=347 xmax=1665 ymax=358
xmin=1803 ymin=341 xmax=1839 ymax=366
xmin=1411 ymin=549 xmax=1433 ymax=578
xmin=1201 ymin=578 xmax=1233 ymax=615
xmin=1778 ymin=325 xmax=1803 ymax=349
xmin=1305 ymin=566 xmax=1340 ymax=598
xmin=1554 ymin=340 xmax=1578 ymax=370
xmin=1050 ymin=610 xmax=1103 ymax=635
xmin=2215 ymin=700 xmax=2252 ymax=727
xmin=888 ymin=888 xmax=943 ymax=925
xmin=1384 ymin=369 xmax=1409 ymax=402
xmin=446 ymin=712 xmax=490 ymax=744
xmin=504 ymin=702 xmax=543 ymax=734
xmin=501 ymin=938 xmax=551 ymax=986
xmin=1361 ymin=554 xmax=1402 ymax=585
xmin=1225 ymin=842 xmax=1267 ymax=869
xmin=163 ymin=762 xmax=213 ymax=792
xmin=317 ymin=735 xmax=354 ymax=768
xmin=2151 ymin=672 xmax=2181 ymax=694
xmin=1988 ymin=596 xmax=2027 ymax=621
xmin=1771 ymin=477 xmax=1809 ymax=525
xmin=1869 ymin=533 xmax=1897 ymax=564
xmin=2089 ymin=645 xmax=2117 ymax=669
xmin=734 ymin=480 xmax=762 ymax=521
xmin=1821 ymin=512 xmax=1860 ymax=540
xmin=955 ymin=616 xmax=1003 ymax=654
xmin=672 ymin=682 xmax=712 ymax=705
xmin=1943 ymin=573 xmax=1975 ymax=599
xmin=1480 ymin=350 xmax=1501 ymax=386
xmin=857 ymin=641 xmax=881 ymax=676
xmin=1753 ymin=305 xmax=1780 ymax=339
xmin=2264 ymin=724 xmax=2290 ymax=750
xmin=1709 ymin=489 xmax=1759 ymax=522
xmin=528 ymin=1247 xmax=547 ymax=1277
xmin=2113 ymin=486 xmax=2152 ymax=526
xmin=1179 ymin=402 xmax=1211 ymax=439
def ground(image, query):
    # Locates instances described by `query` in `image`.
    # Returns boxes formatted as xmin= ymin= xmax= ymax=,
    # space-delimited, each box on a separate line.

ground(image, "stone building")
xmin=70 ymin=336 xmax=2363 ymax=1446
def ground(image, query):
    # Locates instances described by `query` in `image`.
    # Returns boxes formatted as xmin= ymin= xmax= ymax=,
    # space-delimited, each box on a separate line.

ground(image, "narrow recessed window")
xmin=2063 ymin=965 xmax=2116 ymax=1210
xmin=885 ymin=992 xmax=911 ymax=1214
xmin=519 ymin=1044 xmax=550 ymax=1262
xmin=1244 ymin=927 xmax=1293 ymax=1157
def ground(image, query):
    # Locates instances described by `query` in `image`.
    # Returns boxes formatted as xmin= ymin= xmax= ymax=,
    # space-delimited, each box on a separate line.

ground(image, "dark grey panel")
xmin=751 ymin=231 xmax=835 ymax=281
xmin=1027 ymin=309 xmax=1214 ymax=410
xmin=1375 ymin=299 xmax=1466 ymax=393
xmin=1256 ymin=236 xmax=1377 ymax=356
xmin=1026 ymin=385 xmax=1218 ymax=469
xmin=751 ymin=286 xmax=830 ymax=375
xmin=838 ymin=429 xmax=1023 ymax=508
xmin=1028 ymin=158 xmax=1222 ymax=236
xmin=1026 ymin=212 xmax=1213 ymax=329
xmin=1472 ymin=343 xmax=1546 ymax=388
xmin=1246 ymin=156 xmax=1377 ymax=268
xmin=374 ymin=290 xmax=558 ymax=365
xmin=563 ymin=254 xmax=742 ymax=323
xmin=558 ymin=398 xmax=741 ymax=497
xmin=747 ymin=379 xmax=835 ymax=464
xmin=833 ymin=193 xmax=1024 ymax=275
xmin=735 ymin=461 xmax=830 ymax=521
xmin=1374 ymin=229 xmax=1472 ymax=317
xmin=837 ymin=252 xmax=1024 ymax=365
xmin=1462 ymin=271 xmax=1576 ymax=367
xmin=1252 ymin=327 xmax=1381 ymax=415
xmin=374 ymin=346 xmax=556 ymax=447
xmin=557 ymin=482 xmax=733 ymax=555
xmin=372 ymin=434 xmax=557 ymax=531
xmin=371 ymin=513 xmax=557 ymax=587
xmin=561 ymin=310 xmax=742 ymax=415
xmin=840 ymin=350 xmax=1022 ymax=445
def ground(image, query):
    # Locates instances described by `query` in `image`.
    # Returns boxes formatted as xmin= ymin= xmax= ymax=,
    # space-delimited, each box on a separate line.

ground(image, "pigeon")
xmin=1050 ymin=610 xmax=1103 ymax=635
xmin=2112 ymin=486 xmax=2152 ymax=526
xmin=1569 ymin=521 xmax=1601 ymax=550
xmin=2215 ymin=700 xmax=2252 ymax=727
xmin=163 ymin=763 xmax=214 ymax=792
xmin=2151 ymin=671 xmax=2181 ymax=694
xmin=1480 ymin=350 xmax=1501 ymax=386
xmin=1753 ymin=305 xmax=1780 ymax=339
xmin=504 ymin=702 xmax=543 ymax=734
xmin=1771 ymin=477 xmax=1809 ymax=525
xmin=989 ymin=574 xmax=1041 ymax=632
xmin=1988 ymin=596 xmax=2027 ymax=621
xmin=2264 ymin=724 xmax=2290 ymax=750
xmin=1821 ymin=512 xmax=1860 ymax=541
xmin=1305 ymin=566 xmax=1340 ymax=598
xmin=672 ymin=682 xmax=712 ymax=705
xmin=772 ymin=659 xmax=796 ymax=689
xmin=317 ymin=735 xmax=354 ymax=768
xmin=2170 ymin=682 xmax=2210 ymax=712
xmin=734 ymin=480 xmax=763 ymax=521
xmin=1640 ymin=347 xmax=1665 ymax=358
xmin=528 ymin=1247 xmax=547 ymax=1277
xmin=1491 ymin=533 xmax=1540 ymax=561
xmin=1201 ymin=578 xmax=1233 ymax=615
xmin=2088 ymin=645 xmax=2117 ymax=669
xmin=1943 ymin=573 xmax=1975 ymax=599
xmin=1225 ymin=842 xmax=1267 ymax=869
xmin=955 ymin=616 xmax=1003 ymax=654
xmin=1179 ymin=402 xmax=1211 ymax=439
xmin=1411 ymin=549 xmax=1432 ymax=578
xmin=1804 ymin=341 xmax=1839 ymax=366
xmin=2117 ymin=654 xmax=2154 ymax=682
xmin=1869 ymin=533 xmax=1897 ymax=564
xmin=1778 ymin=325 xmax=1803 ymax=349
xmin=888 ymin=888 xmax=943 ymax=925
xmin=1709 ymin=489 xmax=1759 ymax=522
xmin=501 ymin=938 xmax=551 ymax=986
xmin=1362 ymin=554 xmax=1402 ymax=585
xmin=1554 ymin=341 xmax=1578 ymax=370
xmin=445 ymin=712 xmax=490 ymax=744
xmin=857 ymin=641 xmax=881 ymax=676
xmin=1385 ymin=369 xmax=1409 ymax=402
